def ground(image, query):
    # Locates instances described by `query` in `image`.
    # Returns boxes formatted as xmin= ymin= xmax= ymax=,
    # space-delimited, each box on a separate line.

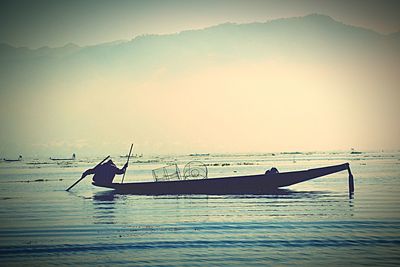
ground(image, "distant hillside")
xmin=1 ymin=14 xmax=398 ymax=70
xmin=1 ymin=14 xmax=398 ymax=93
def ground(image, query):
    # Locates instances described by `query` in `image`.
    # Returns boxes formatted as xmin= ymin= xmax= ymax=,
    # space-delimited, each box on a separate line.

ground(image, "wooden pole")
xmin=347 ymin=164 xmax=354 ymax=195
xmin=66 ymin=155 xmax=110 ymax=191
xmin=121 ymin=144 xmax=133 ymax=184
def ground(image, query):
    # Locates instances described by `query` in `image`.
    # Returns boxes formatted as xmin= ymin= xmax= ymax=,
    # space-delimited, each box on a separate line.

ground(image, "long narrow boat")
xmin=3 ymin=159 xmax=21 ymax=162
xmin=3 ymin=155 xmax=22 ymax=162
xmin=93 ymin=163 xmax=354 ymax=195
xmin=50 ymin=153 xmax=76 ymax=161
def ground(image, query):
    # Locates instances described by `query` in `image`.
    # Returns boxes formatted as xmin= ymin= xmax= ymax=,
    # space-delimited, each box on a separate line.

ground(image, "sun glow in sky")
xmin=0 ymin=0 xmax=399 ymax=156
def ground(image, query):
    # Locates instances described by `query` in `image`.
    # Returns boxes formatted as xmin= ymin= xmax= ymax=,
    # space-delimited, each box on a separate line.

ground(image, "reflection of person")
xmin=82 ymin=160 xmax=128 ymax=185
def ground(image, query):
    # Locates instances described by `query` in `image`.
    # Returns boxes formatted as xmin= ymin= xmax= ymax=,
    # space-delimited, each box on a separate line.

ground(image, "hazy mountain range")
xmin=0 ymin=14 xmax=399 ymax=155
xmin=2 ymin=14 xmax=400 ymax=54
xmin=1 ymin=14 xmax=399 ymax=81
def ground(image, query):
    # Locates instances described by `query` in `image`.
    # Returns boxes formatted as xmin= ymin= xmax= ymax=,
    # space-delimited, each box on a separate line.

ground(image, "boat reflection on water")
xmin=91 ymin=188 xmax=354 ymax=224
xmin=92 ymin=191 xmax=119 ymax=224
xmin=93 ymin=191 xmax=119 ymax=202
xmin=93 ymin=187 xmax=350 ymax=199
xmin=94 ymin=188 xmax=324 ymax=198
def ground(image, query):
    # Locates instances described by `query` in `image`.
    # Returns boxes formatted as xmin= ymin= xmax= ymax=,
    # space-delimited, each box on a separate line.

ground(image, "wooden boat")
xmin=3 ymin=155 xmax=22 ymax=162
xmin=93 ymin=163 xmax=354 ymax=195
xmin=50 ymin=153 xmax=76 ymax=161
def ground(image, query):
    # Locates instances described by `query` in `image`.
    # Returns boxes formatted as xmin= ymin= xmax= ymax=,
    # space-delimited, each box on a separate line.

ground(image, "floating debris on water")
xmin=132 ymin=159 xmax=159 ymax=164
xmin=0 ymin=178 xmax=64 ymax=184
xmin=27 ymin=162 xmax=53 ymax=165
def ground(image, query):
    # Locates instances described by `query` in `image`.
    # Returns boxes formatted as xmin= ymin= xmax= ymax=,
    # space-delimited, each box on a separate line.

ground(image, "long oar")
xmin=66 ymin=155 xmax=110 ymax=191
xmin=121 ymin=144 xmax=133 ymax=184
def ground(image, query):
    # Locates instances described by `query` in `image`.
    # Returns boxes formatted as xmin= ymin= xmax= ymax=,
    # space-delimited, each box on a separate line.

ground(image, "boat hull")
xmin=93 ymin=163 xmax=351 ymax=195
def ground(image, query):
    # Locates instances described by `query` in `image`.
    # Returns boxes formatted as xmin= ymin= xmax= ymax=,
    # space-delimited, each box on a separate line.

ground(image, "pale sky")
xmin=0 ymin=1 xmax=399 ymax=157
xmin=0 ymin=0 xmax=399 ymax=48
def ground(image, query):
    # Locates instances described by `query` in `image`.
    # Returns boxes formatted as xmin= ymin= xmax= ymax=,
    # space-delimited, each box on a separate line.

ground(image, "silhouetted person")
xmin=82 ymin=159 xmax=128 ymax=185
xmin=265 ymin=167 xmax=279 ymax=175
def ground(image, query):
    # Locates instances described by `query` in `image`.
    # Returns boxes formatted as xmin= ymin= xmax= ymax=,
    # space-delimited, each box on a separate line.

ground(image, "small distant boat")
xmin=50 ymin=153 xmax=76 ymax=161
xmin=189 ymin=153 xmax=210 ymax=157
xmin=350 ymin=148 xmax=362 ymax=154
xmin=120 ymin=153 xmax=143 ymax=158
xmin=93 ymin=163 xmax=354 ymax=195
xmin=3 ymin=155 xmax=22 ymax=162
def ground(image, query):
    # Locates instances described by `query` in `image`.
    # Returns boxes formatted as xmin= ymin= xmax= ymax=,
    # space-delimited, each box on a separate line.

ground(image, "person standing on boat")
xmin=82 ymin=159 xmax=128 ymax=185
xmin=265 ymin=167 xmax=279 ymax=175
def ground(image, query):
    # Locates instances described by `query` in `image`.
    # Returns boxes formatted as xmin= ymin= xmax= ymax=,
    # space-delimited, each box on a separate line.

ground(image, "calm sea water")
xmin=0 ymin=151 xmax=399 ymax=266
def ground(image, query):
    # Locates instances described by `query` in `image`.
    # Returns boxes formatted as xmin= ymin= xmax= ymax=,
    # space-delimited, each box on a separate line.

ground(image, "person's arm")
xmin=82 ymin=168 xmax=96 ymax=178
xmin=115 ymin=163 xmax=128 ymax=175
